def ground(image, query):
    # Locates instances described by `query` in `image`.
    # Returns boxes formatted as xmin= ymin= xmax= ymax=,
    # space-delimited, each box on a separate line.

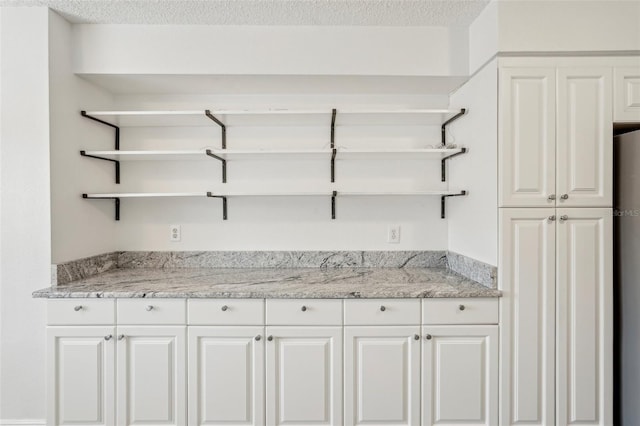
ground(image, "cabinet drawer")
xmin=344 ymin=299 xmax=420 ymax=325
xmin=422 ymin=298 xmax=498 ymax=324
xmin=47 ymin=299 xmax=115 ymax=325
xmin=266 ymin=299 xmax=342 ymax=325
xmin=188 ymin=299 xmax=264 ymax=325
xmin=117 ymin=299 xmax=186 ymax=325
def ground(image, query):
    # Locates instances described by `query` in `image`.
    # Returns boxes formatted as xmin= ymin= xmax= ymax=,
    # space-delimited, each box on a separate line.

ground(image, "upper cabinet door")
xmin=556 ymin=68 xmax=613 ymax=207
xmin=499 ymin=67 xmax=557 ymax=207
xmin=614 ymin=66 xmax=640 ymax=122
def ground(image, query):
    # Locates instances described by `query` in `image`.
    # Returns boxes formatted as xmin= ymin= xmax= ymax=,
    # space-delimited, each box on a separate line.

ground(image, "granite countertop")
xmin=33 ymin=267 xmax=501 ymax=299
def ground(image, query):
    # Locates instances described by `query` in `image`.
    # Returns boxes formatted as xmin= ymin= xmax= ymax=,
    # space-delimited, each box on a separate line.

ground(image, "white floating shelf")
xmin=82 ymin=190 xmax=462 ymax=198
xmin=83 ymin=192 xmax=207 ymax=198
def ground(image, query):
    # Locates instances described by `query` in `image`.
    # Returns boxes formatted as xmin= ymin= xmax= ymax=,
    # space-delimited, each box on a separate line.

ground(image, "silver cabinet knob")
xmin=414 ymin=334 xmax=420 ymax=340
xmin=425 ymin=334 xmax=432 ymax=340
xmin=301 ymin=306 xmax=307 ymax=312
xmin=255 ymin=335 xmax=261 ymax=341
xmin=459 ymin=304 xmax=465 ymax=311
xmin=267 ymin=335 xmax=273 ymax=342
xmin=146 ymin=305 xmax=154 ymax=311
xmin=117 ymin=334 xmax=125 ymax=341
xmin=548 ymin=215 xmax=556 ymax=222
xmin=548 ymin=194 xmax=556 ymax=201
xmin=561 ymin=194 xmax=569 ymax=200
xmin=104 ymin=334 xmax=113 ymax=341
xmin=74 ymin=305 xmax=83 ymax=311
xmin=560 ymin=215 xmax=569 ymax=222
xmin=380 ymin=306 xmax=386 ymax=312
xmin=221 ymin=305 xmax=228 ymax=312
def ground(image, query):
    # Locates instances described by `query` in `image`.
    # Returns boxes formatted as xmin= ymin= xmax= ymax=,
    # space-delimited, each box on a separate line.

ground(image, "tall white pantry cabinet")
xmin=497 ymin=57 xmax=638 ymax=426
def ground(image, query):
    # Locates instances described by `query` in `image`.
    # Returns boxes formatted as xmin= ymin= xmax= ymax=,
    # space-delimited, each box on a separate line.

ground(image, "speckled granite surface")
xmin=33 ymin=267 xmax=501 ymax=299
xmin=446 ymin=251 xmax=497 ymax=288
xmin=54 ymin=252 xmax=119 ymax=286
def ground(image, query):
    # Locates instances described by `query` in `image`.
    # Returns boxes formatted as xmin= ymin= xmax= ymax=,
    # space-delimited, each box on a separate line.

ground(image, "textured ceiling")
xmin=0 ymin=0 xmax=490 ymax=26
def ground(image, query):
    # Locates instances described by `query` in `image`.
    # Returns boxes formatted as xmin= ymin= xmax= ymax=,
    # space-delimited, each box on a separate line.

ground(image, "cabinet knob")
xmin=560 ymin=215 xmax=569 ymax=222
xmin=380 ymin=306 xmax=386 ymax=312
xmin=117 ymin=334 xmax=125 ymax=341
xmin=255 ymin=335 xmax=261 ymax=341
xmin=425 ymin=334 xmax=432 ymax=340
xmin=414 ymin=334 xmax=420 ymax=340
xmin=458 ymin=304 xmax=465 ymax=311
xmin=548 ymin=215 xmax=556 ymax=222
xmin=221 ymin=305 xmax=228 ymax=312
xmin=146 ymin=305 xmax=154 ymax=311
xmin=267 ymin=335 xmax=273 ymax=342
xmin=104 ymin=334 xmax=113 ymax=341
xmin=301 ymin=305 xmax=307 ymax=312
xmin=548 ymin=194 xmax=556 ymax=201
xmin=561 ymin=194 xmax=569 ymax=200
xmin=74 ymin=305 xmax=83 ymax=311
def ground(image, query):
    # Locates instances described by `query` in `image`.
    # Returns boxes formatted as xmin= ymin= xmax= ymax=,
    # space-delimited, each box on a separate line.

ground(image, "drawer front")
xmin=117 ymin=299 xmax=186 ymax=325
xmin=47 ymin=299 xmax=115 ymax=325
xmin=188 ymin=299 xmax=264 ymax=325
xmin=344 ymin=299 xmax=421 ymax=325
xmin=422 ymin=298 xmax=499 ymax=324
xmin=266 ymin=299 xmax=342 ymax=325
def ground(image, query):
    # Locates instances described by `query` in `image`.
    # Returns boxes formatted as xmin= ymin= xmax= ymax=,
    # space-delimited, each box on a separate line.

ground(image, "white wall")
xmin=72 ymin=24 xmax=468 ymax=76
xmin=49 ymin=11 xmax=119 ymax=263
xmin=447 ymin=58 xmax=498 ymax=265
xmin=468 ymin=0 xmax=498 ymax=74
xmin=0 ymin=7 xmax=49 ymax=424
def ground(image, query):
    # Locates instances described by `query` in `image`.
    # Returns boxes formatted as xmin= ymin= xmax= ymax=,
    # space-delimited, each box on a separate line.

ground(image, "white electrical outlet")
xmin=170 ymin=225 xmax=181 ymax=242
xmin=387 ymin=225 xmax=401 ymax=243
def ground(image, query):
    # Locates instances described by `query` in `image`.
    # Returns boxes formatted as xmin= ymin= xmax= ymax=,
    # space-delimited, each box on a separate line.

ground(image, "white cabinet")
xmin=116 ymin=326 xmax=187 ymax=426
xmin=188 ymin=326 xmax=264 ymax=426
xmin=556 ymin=208 xmax=613 ymax=426
xmin=344 ymin=326 xmax=421 ymax=426
xmin=422 ymin=326 xmax=498 ymax=426
xmin=47 ymin=326 xmax=115 ymax=426
xmin=614 ymin=66 xmax=640 ymax=122
xmin=499 ymin=66 xmax=613 ymax=208
xmin=499 ymin=209 xmax=556 ymax=426
xmin=266 ymin=326 xmax=342 ymax=426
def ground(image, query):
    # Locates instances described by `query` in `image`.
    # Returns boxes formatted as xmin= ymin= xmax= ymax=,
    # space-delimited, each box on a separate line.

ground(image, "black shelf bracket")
xmin=80 ymin=151 xmax=120 ymax=184
xmin=206 ymin=150 xmax=227 ymax=183
xmin=330 ymin=108 xmax=337 ymax=182
xmin=441 ymin=147 xmax=467 ymax=182
xmin=331 ymin=190 xmax=337 ymax=220
xmin=81 ymin=111 xmax=120 ymax=150
xmin=205 ymin=110 xmax=227 ymax=150
xmin=83 ymin=194 xmax=120 ymax=221
xmin=441 ymin=108 xmax=466 ymax=146
xmin=441 ymin=191 xmax=467 ymax=219
xmin=207 ymin=192 xmax=228 ymax=220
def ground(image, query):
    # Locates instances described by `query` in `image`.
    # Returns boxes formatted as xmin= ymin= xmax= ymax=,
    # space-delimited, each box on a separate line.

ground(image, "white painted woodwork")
xmin=343 ymin=299 xmax=421 ymax=326
xmin=116 ymin=326 xmax=187 ymax=426
xmin=47 ymin=299 xmax=115 ymax=325
xmin=499 ymin=67 xmax=556 ymax=207
xmin=47 ymin=326 xmax=115 ymax=426
xmin=265 ymin=299 xmax=343 ymax=326
xmin=556 ymin=208 xmax=613 ymax=426
xmin=614 ymin=66 xmax=640 ymax=122
xmin=187 ymin=326 xmax=264 ymax=426
xmin=266 ymin=326 xmax=342 ymax=425
xmin=499 ymin=208 xmax=556 ymax=426
xmin=344 ymin=326 xmax=421 ymax=426
xmin=556 ymin=67 xmax=613 ymax=207
xmin=117 ymin=299 xmax=186 ymax=325
xmin=422 ymin=325 xmax=498 ymax=426
xmin=188 ymin=299 xmax=264 ymax=325
xmin=421 ymin=298 xmax=498 ymax=325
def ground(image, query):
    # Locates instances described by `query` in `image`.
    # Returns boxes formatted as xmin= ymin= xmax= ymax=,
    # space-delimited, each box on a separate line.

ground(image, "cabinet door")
xmin=422 ymin=326 xmax=498 ymax=426
xmin=499 ymin=67 xmax=556 ymax=207
xmin=557 ymin=67 xmax=613 ymax=207
xmin=47 ymin=326 xmax=115 ymax=426
xmin=499 ymin=208 xmax=556 ymax=425
xmin=556 ymin=208 xmax=613 ymax=426
xmin=266 ymin=326 xmax=342 ymax=426
xmin=188 ymin=326 xmax=264 ymax=426
xmin=344 ymin=326 xmax=421 ymax=426
xmin=116 ymin=326 xmax=186 ymax=426
xmin=614 ymin=66 xmax=640 ymax=122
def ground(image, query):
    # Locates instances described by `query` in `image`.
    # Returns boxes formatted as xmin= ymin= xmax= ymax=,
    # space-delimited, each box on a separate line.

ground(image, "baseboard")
xmin=0 ymin=420 xmax=45 ymax=426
